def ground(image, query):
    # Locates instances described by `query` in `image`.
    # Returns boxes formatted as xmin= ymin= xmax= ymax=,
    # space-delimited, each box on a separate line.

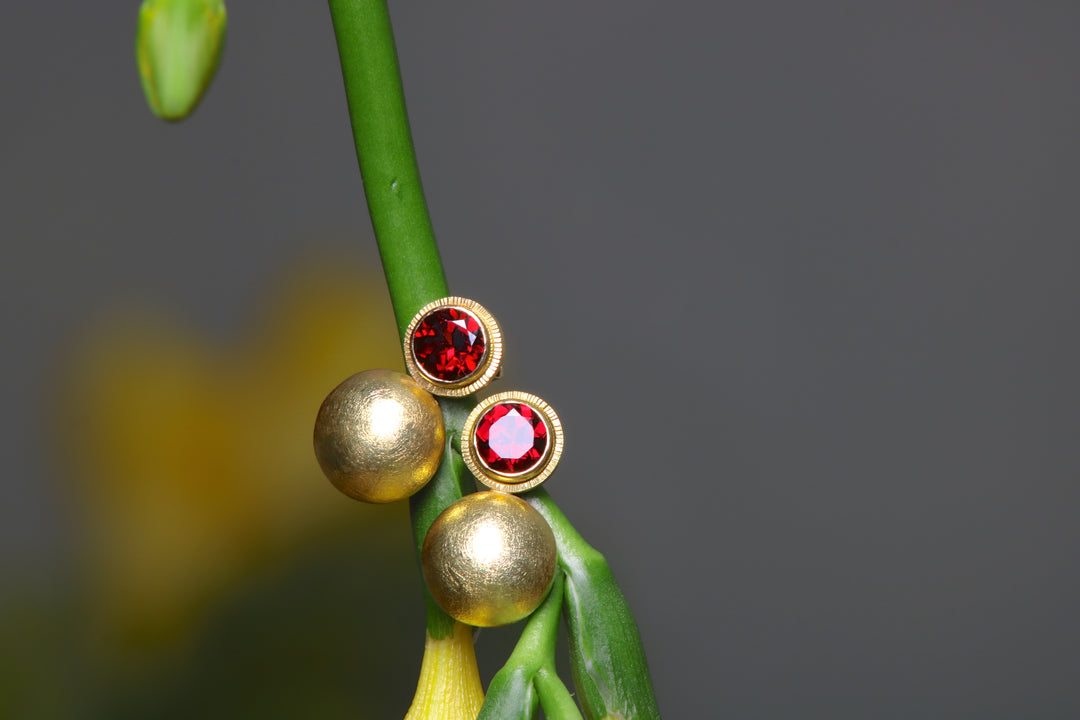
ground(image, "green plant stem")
xmin=327 ymin=7 xmax=658 ymax=718
xmin=479 ymin=573 xmax=583 ymax=720
xmin=407 ymin=397 xmax=477 ymax=637
xmin=533 ymin=668 xmax=584 ymax=720
xmin=526 ymin=489 xmax=661 ymax=720
xmin=328 ymin=0 xmax=461 ymax=639
xmin=327 ymin=0 xmax=447 ymax=338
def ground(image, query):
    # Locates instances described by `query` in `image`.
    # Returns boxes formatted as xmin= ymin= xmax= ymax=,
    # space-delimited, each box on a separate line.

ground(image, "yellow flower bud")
xmin=404 ymin=623 xmax=485 ymax=720
xmin=135 ymin=0 xmax=227 ymax=121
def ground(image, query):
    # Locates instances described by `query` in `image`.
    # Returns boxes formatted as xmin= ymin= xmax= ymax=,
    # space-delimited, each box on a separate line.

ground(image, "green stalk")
xmin=479 ymin=573 xmax=583 ymax=720
xmin=327 ymin=0 xmax=448 ymax=337
xmin=328 ymin=0 xmax=461 ymax=639
xmin=534 ymin=668 xmax=584 ymax=720
xmin=327 ymin=5 xmax=660 ymax=718
xmin=526 ymin=489 xmax=661 ymax=720
xmin=407 ymin=397 xmax=477 ymax=637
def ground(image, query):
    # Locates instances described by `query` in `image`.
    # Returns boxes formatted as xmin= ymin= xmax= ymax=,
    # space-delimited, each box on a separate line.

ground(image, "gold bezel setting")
xmin=403 ymin=297 xmax=503 ymax=397
xmin=461 ymin=391 xmax=563 ymax=493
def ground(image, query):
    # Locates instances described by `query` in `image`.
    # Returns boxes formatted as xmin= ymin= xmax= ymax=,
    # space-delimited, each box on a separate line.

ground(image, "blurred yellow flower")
xmin=404 ymin=622 xmax=484 ymax=720
xmin=58 ymin=254 xmax=405 ymax=653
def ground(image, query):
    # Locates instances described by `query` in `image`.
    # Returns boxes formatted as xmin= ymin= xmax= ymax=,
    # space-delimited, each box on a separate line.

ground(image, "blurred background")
xmin=3 ymin=2 xmax=1080 ymax=718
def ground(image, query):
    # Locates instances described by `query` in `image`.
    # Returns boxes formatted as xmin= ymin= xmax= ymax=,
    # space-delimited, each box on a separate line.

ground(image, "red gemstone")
xmin=475 ymin=402 xmax=548 ymax=475
xmin=412 ymin=307 xmax=486 ymax=382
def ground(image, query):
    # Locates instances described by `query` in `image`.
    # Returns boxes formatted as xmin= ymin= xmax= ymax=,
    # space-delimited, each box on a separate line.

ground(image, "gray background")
xmin=3 ymin=1 xmax=1080 ymax=717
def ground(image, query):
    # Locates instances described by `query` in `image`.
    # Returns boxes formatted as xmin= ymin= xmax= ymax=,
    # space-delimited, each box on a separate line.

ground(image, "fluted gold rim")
xmin=403 ymin=296 xmax=503 ymax=397
xmin=461 ymin=391 xmax=563 ymax=494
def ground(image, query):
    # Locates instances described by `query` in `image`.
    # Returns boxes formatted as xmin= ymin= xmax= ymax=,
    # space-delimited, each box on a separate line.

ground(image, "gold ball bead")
xmin=422 ymin=491 xmax=557 ymax=627
xmin=314 ymin=369 xmax=445 ymax=503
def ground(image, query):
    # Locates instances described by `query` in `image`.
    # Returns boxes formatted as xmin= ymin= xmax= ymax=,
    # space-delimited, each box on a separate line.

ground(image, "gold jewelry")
xmin=421 ymin=491 xmax=557 ymax=627
xmin=403 ymin=297 xmax=503 ymax=397
xmin=313 ymin=369 xmax=445 ymax=503
xmin=461 ymin=391 xmax=563 ymax=494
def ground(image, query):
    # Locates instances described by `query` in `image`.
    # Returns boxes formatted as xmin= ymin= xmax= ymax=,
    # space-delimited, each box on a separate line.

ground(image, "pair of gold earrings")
xmin=313 ymin=297 xmax=562 ymax=627
xmin=313 ymin=297 xmax=563 ymax=503
xmin=404 ymin=297 xmax=564 ymax=494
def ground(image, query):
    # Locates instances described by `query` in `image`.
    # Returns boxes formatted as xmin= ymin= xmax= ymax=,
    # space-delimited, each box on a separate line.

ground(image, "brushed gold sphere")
xmin=422 ymin=491 xmax=557 ymax=627
xmin=314 ymin=369 xmax=445 ymax=503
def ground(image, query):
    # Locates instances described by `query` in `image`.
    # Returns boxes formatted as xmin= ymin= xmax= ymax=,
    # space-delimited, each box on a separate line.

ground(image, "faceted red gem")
xmin=412 ymin=307 xmax=486 ymax=382
xmin=475 ymin=402 xmax=548 ymax=475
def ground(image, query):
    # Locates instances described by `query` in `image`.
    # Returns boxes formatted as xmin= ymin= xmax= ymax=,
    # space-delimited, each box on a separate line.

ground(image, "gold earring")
xmin=421 ymin=491 xmax=557 ymax=627
xmin=403 ymin=297 xmax=503 ymax=397
xmin=313 ymin=369 xmax=445 ymax=503
xmin=461 ymin=391 xmax=563 ymax=494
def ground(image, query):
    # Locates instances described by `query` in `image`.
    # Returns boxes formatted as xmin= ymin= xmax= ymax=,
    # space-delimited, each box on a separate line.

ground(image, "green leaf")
xmin=136 ymin=0 xmax=227 ymax=122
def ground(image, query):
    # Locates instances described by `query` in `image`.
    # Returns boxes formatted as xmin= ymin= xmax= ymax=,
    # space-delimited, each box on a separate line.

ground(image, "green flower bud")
xmin=526 ymin=491 xmax=661 ymax=720
xmin=135 ymin=0 xmax=227 ymax=122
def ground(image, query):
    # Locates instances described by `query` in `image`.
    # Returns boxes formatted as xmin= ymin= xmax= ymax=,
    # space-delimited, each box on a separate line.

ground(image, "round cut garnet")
xmin=412 ymin=307 xmax=486 ymax=383
xmin=475 ymin=402 xmax=548 ymax=475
